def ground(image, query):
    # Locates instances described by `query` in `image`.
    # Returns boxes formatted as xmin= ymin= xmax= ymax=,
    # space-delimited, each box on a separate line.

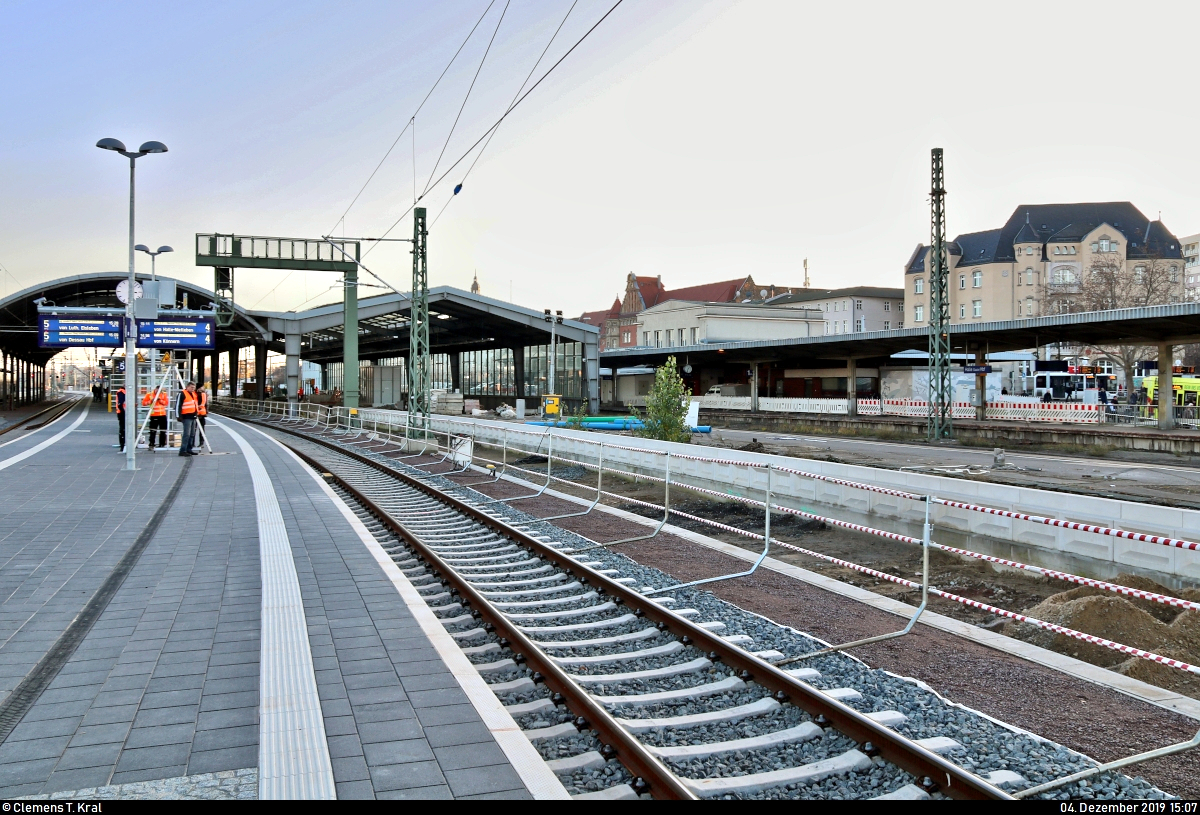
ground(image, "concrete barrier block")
xmin=1114 ymin=537 xmax=1176 ymax=575
xmin=1056 ymin=530 xmax=1114 ymax=562
xmin=1174 ymin=547 xmax=1200 ymax=580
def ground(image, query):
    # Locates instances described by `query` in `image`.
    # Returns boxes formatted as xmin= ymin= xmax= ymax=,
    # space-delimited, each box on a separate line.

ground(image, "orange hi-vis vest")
xmin=197 ymin=392 xmax=209 ymax=416
xmin=142 ymin=391 xmax=168 ymax=417
xmin=179 ymin=390 xmax=198 ymax=415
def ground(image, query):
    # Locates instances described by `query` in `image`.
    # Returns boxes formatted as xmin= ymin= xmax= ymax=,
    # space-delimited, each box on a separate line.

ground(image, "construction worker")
xmin=141 ymin=387 xmax=169 ymax=450
xmin=195 ymin=386 xmax=209 ymax=452
xmin=176 ymin=381 xmax=199 ymax=457
xmin=115 ymin=384 xmax=127 ymax=452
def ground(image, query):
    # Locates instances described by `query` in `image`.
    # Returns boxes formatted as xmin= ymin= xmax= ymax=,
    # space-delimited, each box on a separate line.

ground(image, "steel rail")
xmin=0 ymin=398 xmax=79 ymax=436
xmin=232 ymin=412 xmax=1012 ymax=801
xmin=277 ymin=438 xmax=694 ymax=800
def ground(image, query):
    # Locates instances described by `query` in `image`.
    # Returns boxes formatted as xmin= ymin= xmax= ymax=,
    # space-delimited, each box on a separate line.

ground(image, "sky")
xmin=3 ymin=0 xmax=1200 ymax=320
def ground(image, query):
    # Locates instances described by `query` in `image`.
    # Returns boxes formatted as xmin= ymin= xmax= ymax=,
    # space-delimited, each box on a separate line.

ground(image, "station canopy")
xmin=0 ymin=272 xmax=270 ymax=365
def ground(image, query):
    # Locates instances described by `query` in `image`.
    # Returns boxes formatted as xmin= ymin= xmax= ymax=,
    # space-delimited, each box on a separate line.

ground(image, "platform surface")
xmin=0 ymin=401 xmax=535 ymax=800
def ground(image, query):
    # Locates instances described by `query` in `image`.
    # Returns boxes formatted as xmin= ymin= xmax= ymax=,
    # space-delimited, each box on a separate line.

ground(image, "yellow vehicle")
xmin=1142 ymin=375 xmax=1200 ymax=407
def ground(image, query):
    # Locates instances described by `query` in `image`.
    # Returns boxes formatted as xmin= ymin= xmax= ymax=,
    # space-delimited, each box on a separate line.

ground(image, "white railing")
xmin=700 ymin=395 xmax=1111 ymax=424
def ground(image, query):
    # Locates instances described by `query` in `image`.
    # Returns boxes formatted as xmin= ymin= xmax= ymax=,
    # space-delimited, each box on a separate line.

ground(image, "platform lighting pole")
xmin=135 ymin=244 xmax=173 ymax=372
xmin=97 ymin=138 xmax=168 ymax=471
xmin=408 ymin=208 xmax=430 ymax=434
xmin=927 ymin=147 xmax=953 ymax=441
xmin=544 ymin=309 xmax=563 ymax=396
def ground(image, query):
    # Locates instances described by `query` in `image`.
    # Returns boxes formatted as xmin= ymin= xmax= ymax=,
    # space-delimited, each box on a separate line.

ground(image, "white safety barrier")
xmin=217 ymin=398 xmax=1200 ymax=679
xmin=702 ymin=395 xmax=1107 ymax=424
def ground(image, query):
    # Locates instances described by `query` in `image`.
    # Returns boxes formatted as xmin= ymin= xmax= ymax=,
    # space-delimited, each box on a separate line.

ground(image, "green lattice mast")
xmin=928 ymin=148 xmax=953 ymax=441
xmin=408 ymin=207 xmax=431 ymax=434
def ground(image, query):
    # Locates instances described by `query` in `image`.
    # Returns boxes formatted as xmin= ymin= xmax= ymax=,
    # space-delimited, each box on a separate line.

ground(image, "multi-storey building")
xmin=579 ymin=272 xmax=792 ymax=349
xmin=1182 ymin=233 xmax=1200 ymax=300
xmin=904 ymin=203 xmax=1185 ymax=326
xmin=765 ymin=286 xmax=904 ymax=334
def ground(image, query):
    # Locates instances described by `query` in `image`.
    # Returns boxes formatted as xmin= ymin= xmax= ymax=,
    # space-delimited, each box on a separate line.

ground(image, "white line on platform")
xmin=215 ymin=421 xmax=336 ymax=801
xmin=0 ymin=403 xmax=89 ymax=468
xmin=236 ymin=419 xmax=572 ymax=801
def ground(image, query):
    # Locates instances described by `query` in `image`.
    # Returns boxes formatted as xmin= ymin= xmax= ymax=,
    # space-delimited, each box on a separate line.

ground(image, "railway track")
xmin=0 ymin=398 xmax=79 ymax=437
xmin=228 ymin=411 xmax=1174 ymax=801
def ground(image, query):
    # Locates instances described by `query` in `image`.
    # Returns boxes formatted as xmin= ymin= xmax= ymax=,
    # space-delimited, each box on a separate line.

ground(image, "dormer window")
xmin=1025 ymin=247 xmax=1034 ymax=255
xmin=1099 ymin=239 xmax=1110 ymax=252
xmin=1054 ymin=246 xmax=1061 ymax=255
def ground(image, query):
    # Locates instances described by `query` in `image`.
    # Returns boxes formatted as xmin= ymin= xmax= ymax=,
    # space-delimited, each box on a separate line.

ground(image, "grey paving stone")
xmin=198 ymin=690 xmax=257 ymax=712
xmin=8 ymin=716 xmax=82 ymax=741
xmin=326 ymin=735 xmax=364 ymax=760
xmin=67 ymin=723 xmax=132 ymax=748
xmin=356 ymin=718 xmax=425 ymax=744
xmin=347 ymin=685 xmax=407 ymax=706
xmin=409 ymin=687 xmax=470 ymax=709
xmin=113 ymin=742 xmax=191 ymax=774
xmin=397 ymin=672 xmax=460 ymax=693
xmin=186 ymin=745 xmax=257 ymax=775
xmin=0 ymin=736 xmax=71 ymax=763
xmin=55 ymin=742 xmax=124 ymax=771
xmin=323 ymin=716 xmax=359 ymax=738
xmin=335 ymin=779 xmax=376 ymax=800
xmin=444 ymin=765 xmax=527 ymax=797
xmin=124 ymin=722 xmax=197 ymax=749
xmin=131 ymin=705 xmax=199 ymax=729
xmin=376 ymin=785 xmax=455 ymax=800
xmin=432 ymin=742 xmax=510 ymax=772
xmin=146 ymin=674 xmax=206 ymax=693
xmin=195 ymin=707 xmax=256 ymax=731
xmin=191 ymin=725 xmax=257 ymax=752
xmin=362 ymin=739 xmax=435 ymax=766
xmin=456 ymin=788 xmax=533 ymax=801
xmin=108 ymin=765 xmax=189 ymax=786
xmin=201 ymin=676 xmax=256 ymax=695
xmin=422 ymin=721 xmax=496 ymax=748
xmin=368 ymin=760 xmax=446 ymax=792
xmin=21 ymin=700 xmax=94 ymax=722
xmin=79 ymin=704 xmax=140 ymax=727
xmin=413 ymin=704 xmax=484 ymax=728
xmin=139 ymin=689 xmax=203 ymax=709
xmin=331 ymin=755 xmax=371 ymax=783
xmin=40 ymin=765 xmax=114 ymax=794
xmin=343 ymin=671 xmax=401 ymax=691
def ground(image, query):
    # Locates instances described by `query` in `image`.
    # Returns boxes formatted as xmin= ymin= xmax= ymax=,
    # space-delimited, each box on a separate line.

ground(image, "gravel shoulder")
xmin=445 ymin=469 xmax=1200 ymax=799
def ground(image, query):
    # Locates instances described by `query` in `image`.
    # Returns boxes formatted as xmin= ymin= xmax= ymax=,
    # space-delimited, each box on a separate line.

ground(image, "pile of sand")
xmin=1004 ymin=574 xmax=1200 ymax=698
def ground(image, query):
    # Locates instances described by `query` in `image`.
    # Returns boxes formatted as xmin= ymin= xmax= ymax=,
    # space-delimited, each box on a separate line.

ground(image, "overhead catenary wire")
xmin=433 ymin=0 xmax=580 ymax=228
xmin=362 ymin=0 xmax=626 ymax=259
xmin=421 ymin=0 xmax=511 ymax=198
xmin=328 ymin=0 xmax=498 ymax=236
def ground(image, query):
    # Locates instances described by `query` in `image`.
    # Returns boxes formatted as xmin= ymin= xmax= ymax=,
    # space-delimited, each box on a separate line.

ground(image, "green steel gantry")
xmin=408 ymin=208 xmax=431 ymax=434
xmin=927 ymin=149 xmax=953 ymax=441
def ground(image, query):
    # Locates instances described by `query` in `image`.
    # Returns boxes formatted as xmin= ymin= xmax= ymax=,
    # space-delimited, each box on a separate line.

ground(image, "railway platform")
xmin=0 ymin=400 xmax=561 ymax=800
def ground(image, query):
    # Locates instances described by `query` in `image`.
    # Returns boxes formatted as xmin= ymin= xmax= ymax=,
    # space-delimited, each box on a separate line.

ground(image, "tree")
xmin=1041 ymin=252 xmax=1183 ymax=389
xmin=636 ymin=356 xmax=692 ymax=443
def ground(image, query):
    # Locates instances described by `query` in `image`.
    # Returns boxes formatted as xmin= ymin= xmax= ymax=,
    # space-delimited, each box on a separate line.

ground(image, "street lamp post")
xmin=134 ymin=244 xmax=173 ymax=283
xmin=97 ymin=138 xmax=168 ymax=472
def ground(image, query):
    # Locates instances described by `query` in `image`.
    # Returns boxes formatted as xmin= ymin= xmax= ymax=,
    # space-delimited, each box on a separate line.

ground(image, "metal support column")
xmin=408 ymin=207 xmax=430 ymax=433
xmin=285 ymin=332 xmax=301 ymax=415
xmin=450 ymin=353 xmax=461 ymax=393
xmin=927 ymin=147 xmax=953 ymax=441
xmin=975 ymin=348 xmax=987 ymax=421
xmin=1159 ymin=342 xmax=1175 ymax=430
xmin=584 ymin=338 xmax=599 ymax=415
xmin=255 ymin=342 xmax=267 ymax=400
xmin=846 ymin=358 xmax=857 ymax=416
xmin=512 ymin=347 xmax=526 ymax=399
xmin=751 ymin=362 xmax=759 ymax=412
xmin=228 ymin=349 xmax=238 ymax=397
xmin=343 ymin=247 xmax=359 ymax=409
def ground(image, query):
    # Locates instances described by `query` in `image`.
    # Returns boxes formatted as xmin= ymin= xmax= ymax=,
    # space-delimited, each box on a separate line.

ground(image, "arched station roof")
xmin=0 ymin=272 xmax=270 ymax=366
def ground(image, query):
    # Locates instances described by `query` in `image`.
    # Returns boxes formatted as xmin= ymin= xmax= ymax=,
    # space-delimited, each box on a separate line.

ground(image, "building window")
xmin=914 ymin=278 xmax=924 ymax=294
xmin=883 ymin=301 xmax=890 ymax=311
xmin=1026 ymin=297 xmax=1034 ymax=316
xmin=1025 ymin=268 xmax=1034 ymax=286
xmin=855 ymin=318 xmax=864 ymax=332
xmin=1134 ymin=266 xmax=1145 ymax=284
xmin=959 ymin=274 xmax=966 ymax=290
xmin=972 ymin=300 xmax=982 ymax=318
xmin=1170 ymin=266 xmax=1179 ymax=283
xmin=914 ymin=305 xmax=925 ymax=322
xmin=959 ymin=304 xmax=965 ymax=319
xmin=973 ymin=270 xmax=983 ymax=288
xmin=654 ymin=331 xmax=661 ymax=347
xmin=1069 ymin=246 xmax=1077 ymax=254
xmin=824 ymin=322 xmax=829 ymax=335
xmin=665 ymin=331 xmax=672 ymax=347
xmin=1026 ymin=247 xmax=1034 ymax=255
xmin=643 ymin=331 xmax=649 ymax=345
xmin=843 ymin=320 xmax=848 ymax=333
xmin=883 ymin=320 xmax=890 ymax=330
xmin=1051 ymin=267 xmax=1076 ymax=285
xmin=690 ymin=327 xmax=697 ymax=344
xmin=855 ymin=299 xmax=863 ymax=310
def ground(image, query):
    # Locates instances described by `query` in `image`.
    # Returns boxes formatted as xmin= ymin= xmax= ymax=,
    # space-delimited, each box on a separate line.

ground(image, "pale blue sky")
xmin=3 ymin=0 xmax=1199 ymax=317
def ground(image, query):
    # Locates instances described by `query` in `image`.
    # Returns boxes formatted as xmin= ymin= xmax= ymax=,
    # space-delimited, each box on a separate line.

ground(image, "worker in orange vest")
xmin=195 ymin=386 xmax=210 ymax=453
xmin=176 ymin=381 xmax=200 ymax=457
xmin=141 ymin=387 xmax=169 ymax=450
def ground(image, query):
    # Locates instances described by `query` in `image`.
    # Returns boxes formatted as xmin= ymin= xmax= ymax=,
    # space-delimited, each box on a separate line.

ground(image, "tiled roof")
xmin=661 ymin=278 xmax=746 ymax=304
xmin=768 ymin=286 xmax=903 ymax=305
